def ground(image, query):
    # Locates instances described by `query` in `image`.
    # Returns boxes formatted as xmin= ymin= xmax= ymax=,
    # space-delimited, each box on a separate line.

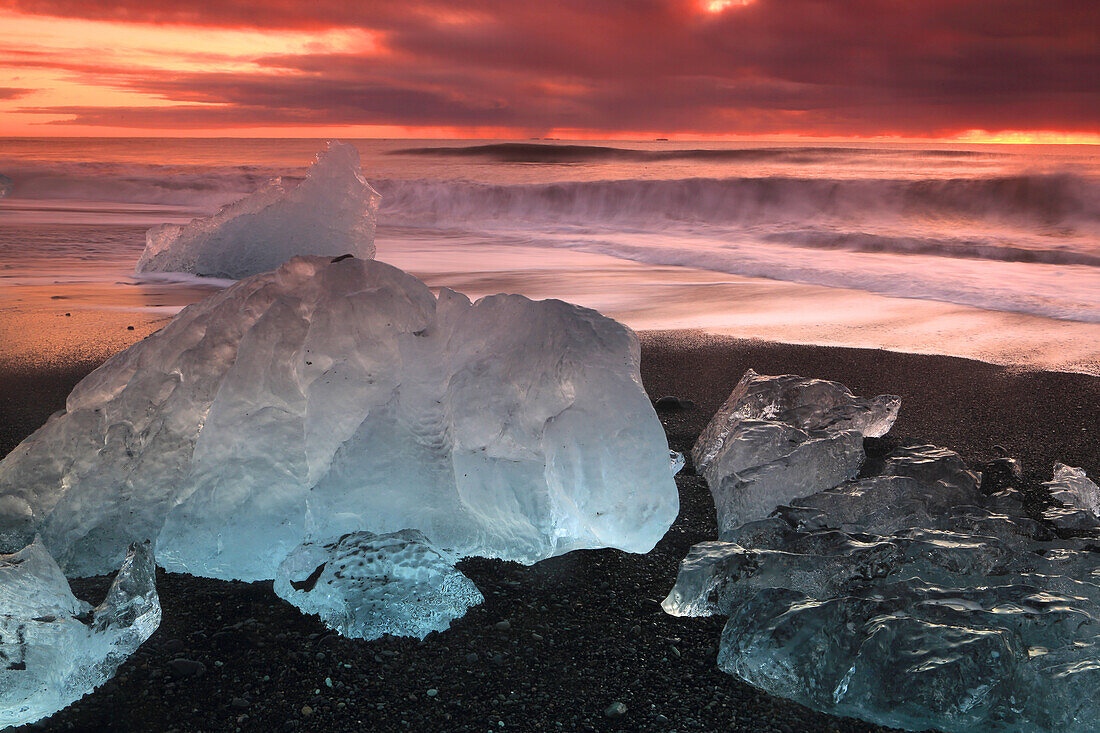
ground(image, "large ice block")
xmin=0 ymin=256 xmax=678 ymax=580
xmin=691 ymin=370 xmax=899 ymax=531
xmin=136 ymin=141 xmax=379 ymax=278
xmin=0 ymin=539 xmax=160 ymax=729
xmin=274 ymin=530 xmax=483 ymax=640
xmin=664 ymin=446 xmax=1100 ymax=733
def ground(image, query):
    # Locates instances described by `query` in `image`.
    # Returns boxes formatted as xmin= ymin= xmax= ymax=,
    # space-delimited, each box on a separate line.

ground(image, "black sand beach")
xmin=4 ymin=330 xmax=1098 ymax=733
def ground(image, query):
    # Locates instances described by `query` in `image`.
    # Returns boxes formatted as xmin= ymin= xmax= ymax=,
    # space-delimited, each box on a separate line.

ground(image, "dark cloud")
xmin=4 ymin=0 xmax=1098 ymax=135
xmin=0 ymin=86 xmax=29 ymax=99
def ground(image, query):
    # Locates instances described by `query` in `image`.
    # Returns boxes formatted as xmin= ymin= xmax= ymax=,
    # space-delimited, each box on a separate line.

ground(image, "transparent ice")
xmin=0 ymin=256 xmax=678 ymax=580
xmin=664 ymin=445 xmax=1100 ymax=733
xmin=1 ymin=539 xmax=160 ymax=729
xmin=274 ymin=529 xmax=483 ymax=640
xmin=1044 ymin=463 xmax=1100 ymax=519
xmin=691 ymin=370 xmax=899 ymax=531
xmin=136 ymin=141 xmax=379 ymax=278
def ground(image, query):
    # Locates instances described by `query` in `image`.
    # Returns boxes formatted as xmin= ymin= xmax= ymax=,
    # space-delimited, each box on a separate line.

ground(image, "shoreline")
xmin=2 ymin=222 xmax=1098 ymax=378
xmin=3 ymin=329 xmax=1097 ymax=732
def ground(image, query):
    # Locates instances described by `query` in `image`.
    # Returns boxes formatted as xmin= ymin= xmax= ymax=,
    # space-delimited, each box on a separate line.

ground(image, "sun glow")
xmin=703 ymin=0 xmax=756 ymax=12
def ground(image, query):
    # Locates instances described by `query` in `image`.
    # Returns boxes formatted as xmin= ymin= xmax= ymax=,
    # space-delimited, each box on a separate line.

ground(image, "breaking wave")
xmin=376 ymin=174 xmax=1100 ymax=234
xmin=4 ymin=158 xmax=1094 ymax=237
xmin=0 ymin=161 xmax=284 ymax=208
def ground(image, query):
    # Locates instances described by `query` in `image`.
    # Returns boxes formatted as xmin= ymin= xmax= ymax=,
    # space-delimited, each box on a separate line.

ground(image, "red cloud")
xmin=3 ymin=0 xmax=1098 ymax=136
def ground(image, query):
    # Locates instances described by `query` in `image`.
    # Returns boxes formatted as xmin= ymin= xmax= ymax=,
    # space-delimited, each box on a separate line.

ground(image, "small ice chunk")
xmin=693 ymin=369 xmax=899 ymax=474
xmin=274 ymin=530 xmax=483 ymax=640
xmin=0 ymin=256 xmax=678 ymax=580
xmin=136 ymin=141 xmax=379 ymax=278
xmin=1 ymin=539 xmax=160 ymax=729
xmin=670 ymin=450 xmax=685 ymax=475
xmin=691 ymin=370 xmax=897 ymax=531
xmin=1045 ymin=463 xmax=1100 ymax=518
xmin=0 ymin=174 xmax=11 ymax=199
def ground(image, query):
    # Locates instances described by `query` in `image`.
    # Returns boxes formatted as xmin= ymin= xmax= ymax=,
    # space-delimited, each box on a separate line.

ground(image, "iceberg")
xmin=0 ymin=256 xmax=678 ymax=581
xmin=664 ymin=445 xmax=1100 ymax=733
xmin=135 ymin=141 xmax=379 ymax=278
xmin=274 ymin=530 xmax=483 ymax=640
xmin=1 ymin=539 xmax=160 ymax=729
xmin=691 ymin=370 xmax=899 ymax=531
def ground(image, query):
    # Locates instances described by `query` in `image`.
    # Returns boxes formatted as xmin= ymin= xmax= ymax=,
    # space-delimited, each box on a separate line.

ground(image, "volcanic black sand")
xmin=4 ymin=329 xmax=1098 ymax=733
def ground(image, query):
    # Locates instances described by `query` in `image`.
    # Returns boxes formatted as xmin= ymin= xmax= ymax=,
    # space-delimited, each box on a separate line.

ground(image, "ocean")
xmin=1 ymin=138 xmax=1098 ymax=373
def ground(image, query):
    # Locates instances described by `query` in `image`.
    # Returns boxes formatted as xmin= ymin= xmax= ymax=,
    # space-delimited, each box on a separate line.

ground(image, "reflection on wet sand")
xmin=2 ymin=225 xmax=1098 ymax=376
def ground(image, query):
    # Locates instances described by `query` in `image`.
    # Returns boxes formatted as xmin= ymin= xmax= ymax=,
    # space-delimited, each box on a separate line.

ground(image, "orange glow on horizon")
xmin=2 ymin=126 xmax=1095 ymax=147
xmin=951 ymin=130 xmax=1100 ymax=145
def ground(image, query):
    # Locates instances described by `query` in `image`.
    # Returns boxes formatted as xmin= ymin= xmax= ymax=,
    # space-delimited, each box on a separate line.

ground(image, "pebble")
xmin=605 ymin=702 xmax=628 ymax=718
xmin=426 ymin=689 xmax=438 ymax=698
xmin=301 ymin=706 xmax=313 ymax=717
xmin=166 ymin=659 xmax=206 ymax=678
xmin=494 ymin=620 xmax=511 ymax=631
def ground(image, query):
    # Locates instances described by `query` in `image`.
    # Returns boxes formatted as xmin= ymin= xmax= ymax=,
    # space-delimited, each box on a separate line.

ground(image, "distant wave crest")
xmin=391 ymin=142 xmax=986 ymax=163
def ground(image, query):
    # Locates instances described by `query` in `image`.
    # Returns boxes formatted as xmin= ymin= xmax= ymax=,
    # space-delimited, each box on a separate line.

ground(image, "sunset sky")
xmin=0 ymin=0 xmax=1097 ymax=140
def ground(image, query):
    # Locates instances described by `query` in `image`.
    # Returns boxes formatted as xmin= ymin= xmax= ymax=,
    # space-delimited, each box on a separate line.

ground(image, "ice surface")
xmin=274 ymin=530 xmax=483 ymax=640
xmin=0 ymin=539 xmax=159 ymax=729
xmin=1045 ymin=463 xmax=1100 ymax=518
xmin=0 ymin=256 xmax=678 ymax=580
xmin=136 ymin=141 xmax=379 ymax=278
xmin=693 ymin=369 xmax=900 ymax=473
xmin=664 ymin=445 xmax=1100 ymax=733
xmin=691 ymin=370 xmax=899 ymax=531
